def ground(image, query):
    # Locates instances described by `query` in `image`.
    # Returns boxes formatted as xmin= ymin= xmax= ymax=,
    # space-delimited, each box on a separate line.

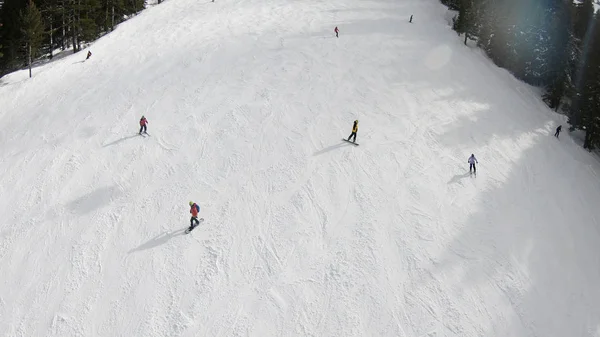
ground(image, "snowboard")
xmin=342 ymin=139 xmax=359 ymax=146
xmin=185 ymin=218 xmax=204 ymax=234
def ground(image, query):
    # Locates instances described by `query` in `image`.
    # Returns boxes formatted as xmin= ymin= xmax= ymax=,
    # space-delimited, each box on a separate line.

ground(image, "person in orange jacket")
xmin=139 ymin=116 xmax=148 ymax=135
xmin=189 ymin=201 xmax=200 ymax=230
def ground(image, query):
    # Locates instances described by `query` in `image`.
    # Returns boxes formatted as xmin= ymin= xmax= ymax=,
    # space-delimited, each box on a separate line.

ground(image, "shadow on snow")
xmin=128 ymin=228 xmax=188 ymax=253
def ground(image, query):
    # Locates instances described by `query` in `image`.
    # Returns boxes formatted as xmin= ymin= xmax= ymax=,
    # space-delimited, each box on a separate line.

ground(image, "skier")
xmin=347 ymin=120 xmax=358 ymax=143
xmin=189 ymin=201 xmax=200 ymax=230
xmin=468 ymin=154 xmax=478 ymax=174
xmin=139 ymin=115 xmax=148 ymax=135
xmin=555 ymin=125 xmax=562 ymax=139
xmin=334 ymin=26 xmax=339 ymax=38
xmin=86 ymin=51 xmax=92 ymax=60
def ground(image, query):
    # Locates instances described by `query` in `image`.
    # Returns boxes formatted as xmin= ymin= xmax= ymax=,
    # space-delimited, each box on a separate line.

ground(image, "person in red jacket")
xmin=139 ymin=116 xmax=148 ymax=135
xmin=189 ymin=201 xmax=200 ymax=230
xmin=334 ymin=26 xmax=339 ymax=38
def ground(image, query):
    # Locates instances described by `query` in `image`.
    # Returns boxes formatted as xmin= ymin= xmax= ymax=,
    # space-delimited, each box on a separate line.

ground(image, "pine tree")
xmin=542 ymin=0 xmax=573 ymax=111
xmin=441 ymin=0 xmax=459 ymax=11
xmin=454 ymin=0 xmax=475 ymax=45
xmin=40 ymin=0 xmax=65 ymax=59
xmin=476 ymin=0 xmax=503 ymax=57
xmin=569 ymin=0 xmax=596 ymax=135
xmin=0 ymin=0 xmax=148 ymax=76
xmin=569 ymin=12 xmax=600 ymax=150
xmin=21 ymin=0 xmax=44 ymax=78
xmin=0 ymin=0 xmax=28 ymax=74
xmin=573 ymin=0 xmax=594 ymax=42
xmin=0 ymin=23 xmax=3 ymax=58
xmin=78 ymin=0 xmax=101 ymax=42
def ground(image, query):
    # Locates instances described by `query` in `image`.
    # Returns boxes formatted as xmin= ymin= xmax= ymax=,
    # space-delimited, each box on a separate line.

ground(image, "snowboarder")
xmin=86 ymin=51 xmax=92 ymax=60
xmin=189 ymin=201 xmax=200 ymax=230
xmin=409 ymin=15 xmax=413 ymax=23
xmin=139 ymin=116 xmax=148 ymax=135
xmin=347 ymin=120 xmax=358 ymax=143
xmin=555 ymin=125 xmax=562 ymax=139
xmin=468 ymin=154 xmax=478 ymax=174
xmin=334 ymin=26 xmax=339 ymax=38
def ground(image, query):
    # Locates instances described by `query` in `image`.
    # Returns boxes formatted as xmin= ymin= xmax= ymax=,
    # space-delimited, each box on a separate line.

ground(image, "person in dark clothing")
xmin=189 ymin=201 xmax=200 ymax=230
xmin=347 ymin=120 xmax=358 ymax=143
xmin=86 ymin=51 xmax=92 ymax=60
xmin=334 ymin=26 xmax=339 ymax=38
xmin=555 ymin=125 xmax=562 ymax=139
xmin=139 ymin=116 xmax=148 ymax=134
xmin=468 ymin=154 xmax=478 ymax=174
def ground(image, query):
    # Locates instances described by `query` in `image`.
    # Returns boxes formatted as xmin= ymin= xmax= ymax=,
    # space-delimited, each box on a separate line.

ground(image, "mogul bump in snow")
xmin=468 ymin=154 xmax=478 ymax=174
xmin=139 ymin=116 xmax=148 ymax=135
xmin=189 ymin=201 xmax=200 ymax=230
xmin=347 ymin=120 xmax=358 ymax=143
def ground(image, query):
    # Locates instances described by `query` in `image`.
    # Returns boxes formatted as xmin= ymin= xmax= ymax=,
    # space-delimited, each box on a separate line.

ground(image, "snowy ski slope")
xmin=2 ymin=0 xmax=600 ymax=335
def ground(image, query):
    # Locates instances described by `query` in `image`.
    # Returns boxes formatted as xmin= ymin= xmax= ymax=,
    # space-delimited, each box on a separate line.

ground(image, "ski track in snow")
xmin=2 ymin=0 xmax=600 ymax=336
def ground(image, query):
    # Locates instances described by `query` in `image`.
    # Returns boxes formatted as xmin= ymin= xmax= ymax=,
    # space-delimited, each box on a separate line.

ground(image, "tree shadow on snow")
xmin=401 ymin=87 xmax=600 ymax=334
xmin=128 ymin=228 xmax=187 ymax=253
xmin=67 ymin=185 xmax=120 ymax=215
xmin=346 ymin=3 xmax=600 ymax=332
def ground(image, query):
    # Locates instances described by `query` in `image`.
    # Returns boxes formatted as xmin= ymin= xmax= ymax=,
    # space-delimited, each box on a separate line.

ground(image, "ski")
xmin=185 ymin=218 xmax=204 ymax=234
xmin=342 ymin=139 xmax=359 ymax=146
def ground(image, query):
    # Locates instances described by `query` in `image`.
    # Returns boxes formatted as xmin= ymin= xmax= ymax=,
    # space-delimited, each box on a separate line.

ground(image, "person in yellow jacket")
xmin=347 ymin=120 xmax=358 ymax=143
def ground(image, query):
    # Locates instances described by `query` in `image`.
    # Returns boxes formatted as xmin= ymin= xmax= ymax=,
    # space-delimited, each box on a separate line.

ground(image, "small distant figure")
xmin=554 ymin=125 xmax=562 ymax=139
xmin=86 ymin=51 xmax=92 ymax=60
xmin=189 ymin=201 xmax=200 ymax=230
xmin=139 ymin=115 xmax=148 ymax=135
xmin=347 ymin=120 xmax=358 ymax=143
xmin=334 ymin=26 xmax=339 ymax=38
xmin=468 ymin=154 xmax=478 ymax=175
xmin=409 ymin=15 xmax=413 ymax=23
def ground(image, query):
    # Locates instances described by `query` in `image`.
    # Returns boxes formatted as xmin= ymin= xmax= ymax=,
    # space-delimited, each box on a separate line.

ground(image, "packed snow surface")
xmin=2 ymin=0 xmax=600 ymax=336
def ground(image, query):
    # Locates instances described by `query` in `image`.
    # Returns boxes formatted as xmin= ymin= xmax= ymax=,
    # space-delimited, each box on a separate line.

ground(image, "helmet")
xmin=355 ymin=120 xmax=358 ymax=123
xmin=189 ymin=201 xmax=193 ymax=206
